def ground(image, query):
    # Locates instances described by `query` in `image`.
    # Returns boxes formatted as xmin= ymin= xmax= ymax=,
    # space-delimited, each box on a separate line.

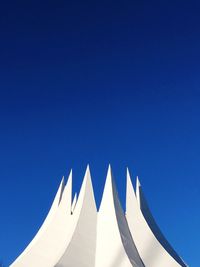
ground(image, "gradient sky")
xmin=0 ymin=1 xmax=199 ymax=266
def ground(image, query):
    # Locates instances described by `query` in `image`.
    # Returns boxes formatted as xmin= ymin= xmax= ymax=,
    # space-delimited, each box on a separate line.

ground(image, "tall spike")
xmin=10 ymin=177 xmax=65 ymax=267
xmin=136 ymin=176 xmax=141 ymax=206
xmin=59 ymin=170 xmax=72 ymax=212
xmin=95 ymin=166 xmax=144 ymax=267
xmin=56 ymin=165 xmax=97 ymax=267
xmin=126 ymin=170 xmax=186 ymax=267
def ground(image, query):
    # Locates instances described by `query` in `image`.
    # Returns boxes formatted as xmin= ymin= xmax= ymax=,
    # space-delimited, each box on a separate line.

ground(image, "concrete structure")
xmin=10 ymin=166 xmax=187 ymax=267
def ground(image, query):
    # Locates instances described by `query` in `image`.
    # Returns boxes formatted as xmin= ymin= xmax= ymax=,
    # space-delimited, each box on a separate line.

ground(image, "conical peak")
xmin=68 ymin=169 xmax=72 ymax=180
xmin=126 ymin=169 xmax=138 ymax=214
xmin=86 ymin=164 xmax=90 ymax=173
xmin=136 ymin=176 xmax=141 ymax=205
xmin=79 ymin=164 xmax=92 ymax=188
xmin=126 ymin=169 xmax=140 ymax=200
xmin=108 ymin=163 xmax=111 ymax=172
xmin=126 ymin=168 xmax=134 ymax=197
xmin=126 ymin=173 xmax=187 ymax=267
xmin=66 ymin=170 xmax=72 ymax=187
xmin=97 ymin=166 xmax=145 ymax=267
xmin=99 ymin=165 xmax=120 ymax=213
xmin=82 ymin=165 xmax=92 ymax=189
xmin=136 ymin=176 xmax=141 ymax=188
xmin=75 ymin=166 xmax=96 ymax=212
xmin=107 ymin=164 xmax=114 ymax=183
xmin=59 ymin=170 xmax=72 ymax=212
xmin=61 ymin=176 xmax=65 ymax=184
xmin=106 ymin=164 xmax=113 ymax=183
xmin=126 ymin=167 xmax=131 ymax=184
xmin=56 ymin=176 xmax=65 ymax=206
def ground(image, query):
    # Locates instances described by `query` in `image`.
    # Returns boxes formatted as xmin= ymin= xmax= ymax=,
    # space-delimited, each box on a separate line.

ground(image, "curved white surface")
xmin=71 ymin=193 xmax=77 ymax=214
xmin=126 ymin=169 xmax=185 ymax=267
xmin=135 ymin=177 xmax=187 ymax=267
xmin=55 ymin=166 xmax=97 ymax=267
xmin=10 ymin=166 xmax=187 ymax=267
xmin=95 ymin=166 xmax=144 ymax=267
xmin=10 ymin=177 xmax=65 ymax=267
xmin=11 ymin=172 xmax=73 ymax=267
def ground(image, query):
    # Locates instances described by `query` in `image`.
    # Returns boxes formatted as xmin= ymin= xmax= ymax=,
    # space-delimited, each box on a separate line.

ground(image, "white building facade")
xmin=10 ymin=166 xmax=188 ymax=267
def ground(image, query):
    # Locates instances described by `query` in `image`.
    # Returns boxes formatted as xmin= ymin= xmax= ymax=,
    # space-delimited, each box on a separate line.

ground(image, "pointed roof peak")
xmin=59 ymin=171 xmax=72 ymax=211
xmin=83 ymin=165 xmax=92 ymax=186
xmin=66 ymin=169 xmax=72 ymax=185
xmin=76 ymin=166 xmax=92 ymax=194
xmin=68 ymin=169 xmax=72 ymax=178
xmin=126 ymin=167 xmax=131 ymax=178
xmin=108 ymin=163 xmax=112 ymax=173
xmin=61 ymin=175 xmax=65 ymax=183
xmin=74 ymin=165 xmax=96 ymax=213
xmin=99 ymin=164 xmax=121 ymax=213
xmin=126 ymin=168 xmax=137 ymax=203
xmin=126 ymin=169 xmax=138 ymax=196
xmin=126 ymin=167 xmax=132 ymax=187
xmin=136 ymin=176 xmax=141 ymax=205
xmin=58 ymin=176 xmax=66 ymax=204
xmin=106 ymin=164 xmax=115 ymax=185
xmin=136 ymin=175 xmax=141 ymax=188
xmin=85 ymin=164 xmax=91 ymax=176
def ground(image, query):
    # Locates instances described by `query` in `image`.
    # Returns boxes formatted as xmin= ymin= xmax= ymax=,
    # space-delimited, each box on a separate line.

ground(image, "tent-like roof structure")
xmin=10 ymin=166 xmax=188 ymax=267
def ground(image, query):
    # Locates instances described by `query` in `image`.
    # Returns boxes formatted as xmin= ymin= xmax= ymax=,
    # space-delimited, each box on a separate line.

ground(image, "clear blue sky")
xmin=0 ymin=1 xmax=199 ymax=266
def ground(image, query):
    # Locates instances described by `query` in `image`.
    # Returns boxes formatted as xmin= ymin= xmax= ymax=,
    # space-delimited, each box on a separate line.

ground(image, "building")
xmin=10 ymin=166 xmax=188 ymax=267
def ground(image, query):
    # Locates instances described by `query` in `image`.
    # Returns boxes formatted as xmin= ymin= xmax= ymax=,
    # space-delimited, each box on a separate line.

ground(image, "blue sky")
xmin=0 ymin=1 xmax=199 ymax=266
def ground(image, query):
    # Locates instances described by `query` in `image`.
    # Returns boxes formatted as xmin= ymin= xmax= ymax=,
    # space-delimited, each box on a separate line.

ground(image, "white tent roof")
xmin=10 ymin=166 xmax=187 ymax=267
